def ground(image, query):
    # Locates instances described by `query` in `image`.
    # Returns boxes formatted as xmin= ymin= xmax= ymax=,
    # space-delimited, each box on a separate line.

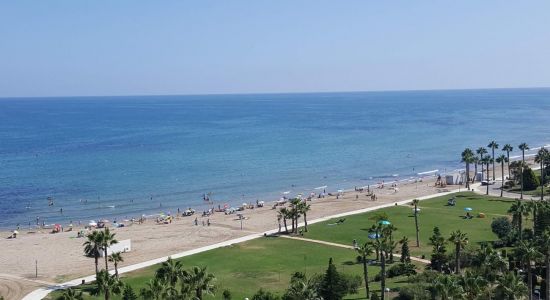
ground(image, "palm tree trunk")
xmin=521 ymin=152 xmax=525 ymax=200
xmin=465 ymin=163 xmax=470 ymax=189
xmin=104 ymin=248 xmax=109 ymax=270
xmin=114 ymin=262 xmax=118 ymax=279
xmin=105 ymin=289 xmax=110 ymax=300
xmin=507 ymin=152 xmax=511 ymax=180
xmin=493 ymin=148 xmax=495 ymax=180
xmin=381 ymin=254 xmax=386 ymax=300
xmin=474 ymin=163 xmax=478 ymax=183
xmin=455 ymin=246 xmax=460 ymax=274
xmin=486 ymin=163 xmax=490 ymax=195
xmin=94 ymin=255 xmax=99 ymax=276
xmin=304 ymin=212 xmax=308 ymax=232
xmin=501 ymin=162 xmax=504 ymax=197
xmin=541 ymin=159 xmax=545 ymax=201
xmin=414 ymin=208 xmax=419 ymax=247
xmin=363 ymin=255 xmax=370 ymax=299
xmin=527 ymin=261 xmax=533 ymax=300
xmin=283 ymin=218 xmax=288 ymax=233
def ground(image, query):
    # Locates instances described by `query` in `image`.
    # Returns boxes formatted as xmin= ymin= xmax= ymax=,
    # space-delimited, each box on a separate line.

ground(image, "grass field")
xmin=302 ymin=192 xmax=516 ymax=257
xmin=49 ymin=237 xmax=416 ymax=300
xmin=49 ymin=192 xmax=514 ymax=300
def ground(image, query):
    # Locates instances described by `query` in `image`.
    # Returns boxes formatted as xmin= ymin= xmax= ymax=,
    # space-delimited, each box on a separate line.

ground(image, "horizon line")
xmin=1 ymin=85 xmax=550 ymax=100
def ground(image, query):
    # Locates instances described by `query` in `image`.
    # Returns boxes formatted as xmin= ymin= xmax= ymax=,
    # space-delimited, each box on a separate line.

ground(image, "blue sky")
xmin=1 ymin=1 xmax=549 ymax=97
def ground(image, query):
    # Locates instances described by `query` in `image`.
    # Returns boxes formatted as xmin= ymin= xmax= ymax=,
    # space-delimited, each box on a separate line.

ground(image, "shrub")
xmin=252 ymin=289 xmax=280 ymax=300
xmin=387 ymin=263 xmax=416 ymax=278
xmin=491 ymin=217 xmax=512 ymax=239
xmin=371 ymin=292 xmax=380 ymax=300
xmin=222 ymin=289 xmax=232 ymax=300
xmin=342 ymin=274 xmax=362 ymax=294
xmin=523 ymin=167 xmax=540 ymax=190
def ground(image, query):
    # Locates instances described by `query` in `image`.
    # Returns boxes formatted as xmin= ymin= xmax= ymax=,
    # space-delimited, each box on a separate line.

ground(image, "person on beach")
xmin=194 ymin=217 xmax=198 ymax=226
xmin=207 ymin=219 xmax=210 ymax=226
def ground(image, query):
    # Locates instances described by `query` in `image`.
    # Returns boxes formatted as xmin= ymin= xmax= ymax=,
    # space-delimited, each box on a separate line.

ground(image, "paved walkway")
xmin=280 ymin=235 xmax=431 ymax=264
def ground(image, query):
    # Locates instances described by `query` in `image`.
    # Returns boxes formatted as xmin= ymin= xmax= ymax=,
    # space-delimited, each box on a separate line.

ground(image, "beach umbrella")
xmin=89 ymin=220 xmax=97 ymax=226
xmin=258 ymin=201 xmax=265 ymax=204
xmin=13 ymin=230 xmax=19 ymax=234
xmin=379 ymin=220 xmax=391 ymax=225
xmin=464 ymin=207 xmax=473 ymax=211
xmin=368 ymin=233 xmax=382 ymax=239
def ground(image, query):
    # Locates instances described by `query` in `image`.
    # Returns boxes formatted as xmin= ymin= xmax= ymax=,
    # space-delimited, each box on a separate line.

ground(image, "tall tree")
xmin=461 ymin=148 xmax=475 ymax=189
xmin=508 ymin=200 xmax=529 ymax=241
xmin=481 ymin=156 xmax=492 ymax=194
xmin=155 ymin=257 xmax=184 ymax=288
xmin=448 ymin=230 xmax=468 ymax=274
xmin=488 ymin=141 xmax=499 ymax=180
xmin=108 ymin=252 xmax=123 ymax=279
xmin=495 ymin=155 xmax=508 ymax=197
xmin=92 ymin=270 xmax=123 ymax=300
xmin=516 ymin=241 xmax=542 ymax=300
xmin=83 ymin=230 xmax=103 ymax=276
xmin=519 ymin=143 xmax=530 ymax=200
xmin=429 ymin=227 xmax=447 ymax=272
xmin=535 ymin=147 xmax=549 ymax=201
xmin=140 ymin=277 xmax=169 ymax=300
xmin=495 ymin=271 xmax=528 ymax=300
xmin=502 ymin=144 xmax=514 ymax=180
xmin=356 ymin=242 xmax=374 ymax=299
xmin=298 ymin=201 xmax=311 ymax=232
xmin=399 ymin=237 xmax=411 ymax=264
xmin=100 ymin=228 xmax=118 ymax=270
xmin=412 ymin=199 xmax=420 ymax=247
xmin=184 ymin=266 xmax=216 ymax=300
xmin=319 ymin=258 xmax=347 ymax=300
xmin=476 ymin=147 xmax=488 ymax=181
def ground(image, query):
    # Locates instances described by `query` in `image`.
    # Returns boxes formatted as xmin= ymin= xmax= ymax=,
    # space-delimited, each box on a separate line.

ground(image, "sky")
xmin=1 ymin=1 xmax=549 ymax=97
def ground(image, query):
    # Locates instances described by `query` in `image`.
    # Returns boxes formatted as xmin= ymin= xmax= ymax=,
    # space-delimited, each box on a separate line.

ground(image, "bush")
xmin=394 ymin=285 xmax=431 ymax=300
xmin=387 ymin=263 xmax=416 ymax=278
xmin=252 ymin=289 xmax=280 ymax=300
xmin=222 ymin=289 xmax=232 ymax=300
xmin=342 ymin=274 xmax=362 ymax=294
xmin=523 ymin=167 xmax=540 ymax=190
xmin=491 ymin=217 xmax=512 ymax=239
xmin=371 ymin=292 xmax=380 ymax=300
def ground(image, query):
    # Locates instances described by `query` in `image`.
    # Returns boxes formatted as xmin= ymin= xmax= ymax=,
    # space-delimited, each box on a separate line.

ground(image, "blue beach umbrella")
xmin=379 ymin=220 xmax=391 ymax=225
xmin=368 ymin=233 xmax=382 ymax=239
xmin=464 ymin=207 xmax=473 ymax=212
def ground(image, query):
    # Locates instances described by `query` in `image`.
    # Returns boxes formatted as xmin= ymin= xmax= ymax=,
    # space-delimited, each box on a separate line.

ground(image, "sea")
xmin=0 ymin=88 xmax=549 ymax=229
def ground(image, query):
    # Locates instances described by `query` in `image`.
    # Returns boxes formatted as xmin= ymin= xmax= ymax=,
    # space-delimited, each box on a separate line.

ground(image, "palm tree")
xmin=100 ymin=228 xmax=118 ymax=270
xmin=448 ymin=230 xmax=468 ymax=274
xmin=433 ymin=274 xmax=463 ymax=300
xmin=461 ymin=148 xmax=475 ymax=189
xmin=535 ymin=147 xmax=549 ymax=201
xmin=516 ymin=241 xmax=542 ymax=300
xmin=83 ymin=230 xmax=103 ymax=276
xmin=481 ymin=156 xmax=492 ymax=195
xmin=60 ymin=288 xmax=84 ymax=300
xmin=508 ymin=200 xmax=529 ymax=241
xmin=108 ymin=252 xmax=123 ymax=279
xmin=495 ymin=271 xmax=528 ymax=300
xmin=155 ymin=257 xmax=184 ymax=288
xmin=285 ymin=275 xmax=321 ymax=300
xmin=412 ymin=199 xmax=420 ymax=247
xmin=488 ymin=141 xmax=499 ymax=180
xmin=459 ymin=270 xmax=488 ymax=300
xmin=92 ymin=270 xmax=123 ymax=300
xmin=476 ymin=147 xmax=488 ymax=181
xmin=496 ymin=155 xmax=508 ymax=197
xmin=299 ymin=202 xmax=311 ymax=232
xmin=379 ymin=238 xmax=391 ymax=300
xmin=502 ymin=144 xmax=514 ymax=179
xmin=279 ymin=207 xmax=290 ymax=233
xmin=356 ymin=242 xmax=374 ymax=299
xmin=519 ymin=143 xmax=530 ymax=200
xmin=183 ymin=266 xmax=216 ymax=300
xmin=140 ymin=277 xmax=169 ymax=300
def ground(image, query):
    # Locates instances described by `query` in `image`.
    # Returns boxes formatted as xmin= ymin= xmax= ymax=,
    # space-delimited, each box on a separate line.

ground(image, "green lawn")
xmin=49 ymin=237 xmax=413 ymax=300
xmin=302 ymin=192 xmax=515 ymax=257
xmin=49 ymin=192 xmax=513 ymax=300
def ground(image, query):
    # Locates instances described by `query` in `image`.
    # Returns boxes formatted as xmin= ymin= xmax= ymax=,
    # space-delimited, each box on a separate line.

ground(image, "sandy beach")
xmin=0 ymin=157 xmax=539 ymax=300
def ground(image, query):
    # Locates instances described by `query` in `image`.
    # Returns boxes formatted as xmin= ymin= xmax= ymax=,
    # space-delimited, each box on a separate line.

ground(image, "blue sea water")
xmin=0 ymin=88 xmax=549 ymax=228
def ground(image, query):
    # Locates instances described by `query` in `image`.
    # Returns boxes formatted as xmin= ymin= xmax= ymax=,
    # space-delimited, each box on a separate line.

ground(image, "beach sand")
xmin=0 ymin=157 xmax=537 ymax=300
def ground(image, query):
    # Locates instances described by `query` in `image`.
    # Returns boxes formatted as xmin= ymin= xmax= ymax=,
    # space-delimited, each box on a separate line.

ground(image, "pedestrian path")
xmin=280 ymin=235 xmax=431 ymax=264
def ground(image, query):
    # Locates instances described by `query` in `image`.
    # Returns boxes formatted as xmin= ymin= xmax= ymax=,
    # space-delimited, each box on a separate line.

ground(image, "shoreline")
xmin=1 ymin=155 xmax=540 ymax=300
